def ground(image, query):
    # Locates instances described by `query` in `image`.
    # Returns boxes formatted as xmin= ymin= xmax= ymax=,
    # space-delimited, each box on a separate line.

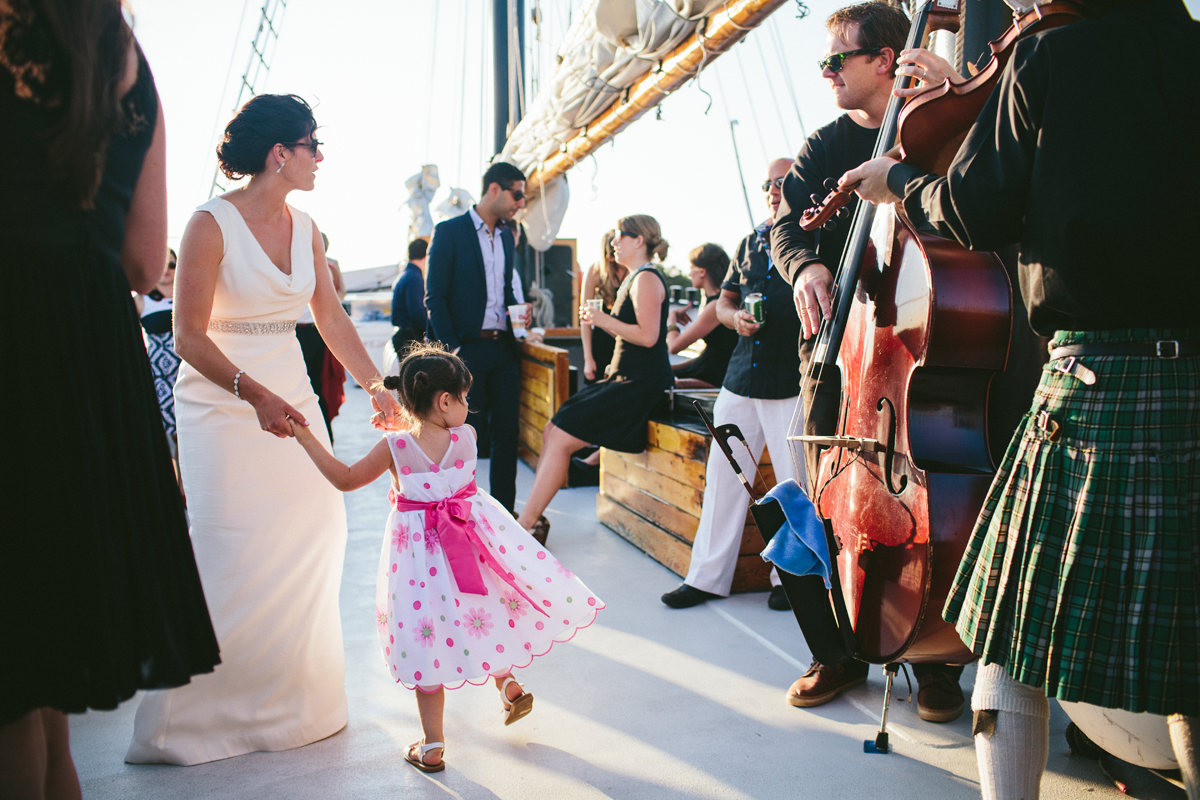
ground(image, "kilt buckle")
xmin=1156 ymin=340 xmax=1180 ymax=359
xmin=1036 ymin=409 xmax=1061 ymax=441
xmin=1053 ymin=355 xmax=1097 ymax=385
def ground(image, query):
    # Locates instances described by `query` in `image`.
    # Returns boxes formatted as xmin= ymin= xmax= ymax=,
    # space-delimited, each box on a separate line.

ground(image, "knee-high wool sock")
xmin=972 ymin=663 xmax=1051 ymax=800
xmin=1169 ymin=714 xmax=1199 ymax=799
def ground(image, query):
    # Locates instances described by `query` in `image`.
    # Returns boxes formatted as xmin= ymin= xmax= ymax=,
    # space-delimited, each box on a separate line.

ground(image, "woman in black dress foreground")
xmin=516 ymin=215 xmax=674 ymax=538
xmin=0 ymin=1 xmax=219 ymax=794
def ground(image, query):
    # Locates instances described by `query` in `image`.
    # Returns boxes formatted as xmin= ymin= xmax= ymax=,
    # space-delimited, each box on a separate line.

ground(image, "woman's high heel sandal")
xmin=404 ymin=739 xmax=446 ymax=773
xmin=500 ymin=676 xmax=534 ymax=726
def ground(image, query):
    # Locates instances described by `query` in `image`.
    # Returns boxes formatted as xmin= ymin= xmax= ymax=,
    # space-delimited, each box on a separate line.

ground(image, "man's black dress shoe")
xmin=661 ymin=584 xmax=720 ymax=609
xmin=768 ymin=585 xmax=791 ymax=611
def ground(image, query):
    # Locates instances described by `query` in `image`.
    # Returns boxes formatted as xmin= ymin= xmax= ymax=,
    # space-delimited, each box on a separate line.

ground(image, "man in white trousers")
xmin=662 ymin=157 xmax=804 ymax=612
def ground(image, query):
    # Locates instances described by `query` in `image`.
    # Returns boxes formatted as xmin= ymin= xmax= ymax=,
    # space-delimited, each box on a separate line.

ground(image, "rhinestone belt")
xmin=208 ymin=318 xmax=297 ymax=335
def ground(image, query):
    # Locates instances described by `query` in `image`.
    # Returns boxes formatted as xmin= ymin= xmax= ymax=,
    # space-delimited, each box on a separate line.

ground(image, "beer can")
xmin=745 ymin=292 xmax=765 ymax=323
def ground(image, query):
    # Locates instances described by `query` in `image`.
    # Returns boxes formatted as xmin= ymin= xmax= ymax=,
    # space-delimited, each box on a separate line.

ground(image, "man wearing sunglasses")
xmin=425 ymin=161 xmax=531 ymax=514
xmin=663 ymin=158 xmax=805 ymax=614
xmin=769 ymin=0 xmax=967 ymax=724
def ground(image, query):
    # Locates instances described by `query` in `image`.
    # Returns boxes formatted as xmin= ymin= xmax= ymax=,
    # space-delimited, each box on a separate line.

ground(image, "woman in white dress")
xmin=126 ymin=94 xmax=401 ymax=766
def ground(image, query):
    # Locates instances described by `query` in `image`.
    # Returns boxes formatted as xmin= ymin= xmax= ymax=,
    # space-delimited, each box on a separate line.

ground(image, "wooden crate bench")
xmin=596 ymin=415 xmax=778 ymax=593
xmin=517 ymin=340 xmax=571 ymax=487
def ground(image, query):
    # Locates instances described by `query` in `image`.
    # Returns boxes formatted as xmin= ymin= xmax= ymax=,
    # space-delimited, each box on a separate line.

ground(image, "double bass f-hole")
xmin=878 ymin=397 xmax=908 ymax=496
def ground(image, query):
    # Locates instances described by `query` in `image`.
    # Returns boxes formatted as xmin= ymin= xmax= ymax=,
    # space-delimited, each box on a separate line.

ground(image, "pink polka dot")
xmin=455 ymin=460 xmax=465 ymax=469
xmin=401 ymin=466 xmax=411 ymax=475
xmin=482 ymin=662 xmax=490 ymax=671
xmin=414 ymin=533 xmax=422 ymax=541
xmin=537 ymin=552 xmax=546 ymax=560
xmin=457 ymin=667 xmax=462 ymax=673
xmin=420 ymin=582 xmax=425 ymax=588
xmin=542 ymin=600 xmax=551 ymax=607
xmin=431 ymin=464 xmax=440 ymax=473
xmin=508 ymin=619 xmax=515 ymax=628
xmin=390 ymin=635 xmax=394 ymax=643
xmin=386 ymin=647 xmax=390 ymax=655
xmin=468 ymin=520 xmax=476 ymax=528
xmin=451 ymin=433 xmax=459 ymax=441
xmin=454 ymin=599 xmax=460 ymax=607
xmin=398 ymin=440 xmax=406 ymax=448
xmin=563 ymin=620 xmax=570 ymax=625
xmin=499 ymin=546 xmax=506 ymax=554
xmin=524 ymin=643 xmax=531 ymax=650
xmin=424 ymin=483 xmax=430 ymax=489
xmin=446 ymin=638 xmax=454 ymax=647
xmin=413 ymin=600 xmax=422 ymax=610
xmin=434 ymin=659 xmax=440 ymax=668
xmin=454 ymin=620 xmax=461 ymax=626
xmin=391 ymin=564 xmax=397 ymax=573
xmin=517 ymin=545 xmax=525 ymax=551
xmin=414 ymin=671 xmax=422 ymax=680
xmin=535 ymin=621 xmax=545 ymax=630
xmin=409 ymin=579 xmax=415 ymax=586
xmin=545 ymin=577 xmax=552 ymax=583
xmin=429 ymin=567 xmax=437 ymax=576
xmin=479 ymin=555 xmax=485 ymax=563
xmin=399 ymin=621 xmax=404 ymax=628
xmin=587 ymin=597 xmax=596 ymax=606
xmin=496 ymin=644 xmax=505 ymax=653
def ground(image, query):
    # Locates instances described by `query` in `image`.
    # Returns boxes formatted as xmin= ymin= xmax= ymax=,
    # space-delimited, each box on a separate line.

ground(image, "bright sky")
xmin=130 ymin=0 xmax=1198 ymax=277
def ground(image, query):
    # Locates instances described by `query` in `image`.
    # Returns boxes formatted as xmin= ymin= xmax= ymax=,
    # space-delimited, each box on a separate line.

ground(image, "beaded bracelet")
xmin=233 ymin=370 xmax=246 ymax=400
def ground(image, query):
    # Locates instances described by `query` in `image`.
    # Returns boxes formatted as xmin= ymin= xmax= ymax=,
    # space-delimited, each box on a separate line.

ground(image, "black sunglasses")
xmin=613 ymin=230 xmax=639 ymax=241
xmin=818 ymin=47 xmax=882 ymax=73
xmin=761 ymin=177 xmax=785 ymax=192
xmin=504 ymin=187 xmax=526 ymax=202
xmin=281 ymin=139 xmax=322 ymax=155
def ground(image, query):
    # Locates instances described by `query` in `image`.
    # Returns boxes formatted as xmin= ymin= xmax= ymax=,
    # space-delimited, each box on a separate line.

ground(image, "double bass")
xmin=781 ymin=0 xmax=1086 ymax=726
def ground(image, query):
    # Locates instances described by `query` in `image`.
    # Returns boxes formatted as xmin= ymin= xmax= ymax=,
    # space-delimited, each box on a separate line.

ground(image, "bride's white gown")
xmin=126 ymin=197 xmax=348 ymax=765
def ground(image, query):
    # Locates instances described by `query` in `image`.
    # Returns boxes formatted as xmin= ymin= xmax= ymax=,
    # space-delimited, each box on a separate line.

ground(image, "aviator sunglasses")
xmin=762 ymin=177 xmax=785 ymax=192
xmin=818 ymin=47 xmax=882 ymax=73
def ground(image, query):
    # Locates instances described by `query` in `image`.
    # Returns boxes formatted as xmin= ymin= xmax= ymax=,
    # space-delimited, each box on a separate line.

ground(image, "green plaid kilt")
xmin=943 ymin=328 xmax=1200 ymax=716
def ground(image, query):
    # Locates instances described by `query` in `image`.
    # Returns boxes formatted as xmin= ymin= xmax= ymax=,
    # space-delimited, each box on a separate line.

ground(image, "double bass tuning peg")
xmin=810 ymin=193 xmax=823 ymax=205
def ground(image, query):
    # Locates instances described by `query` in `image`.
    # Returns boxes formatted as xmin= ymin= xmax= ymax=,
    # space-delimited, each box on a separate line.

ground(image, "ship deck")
xmin=68 ymin=387 xmax=1184 ymax=800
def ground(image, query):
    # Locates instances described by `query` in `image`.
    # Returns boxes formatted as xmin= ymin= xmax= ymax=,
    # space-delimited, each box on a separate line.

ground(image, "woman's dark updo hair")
xmin=216 ymin=94 xmax=317 ymax=179
xmin=382 ymin=342 xmax=472 ymax=419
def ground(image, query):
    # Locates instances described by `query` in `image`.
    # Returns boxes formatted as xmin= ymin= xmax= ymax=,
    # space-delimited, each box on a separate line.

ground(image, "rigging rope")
xmin=423 ymin=1 xmax=441 ymax=162
xmin=768 ymin=15 xmax=807 ymax=138
xmin=733 ymin=46 xmax=770 ymax=165
xmin=456 ymin=0 xmax=468 ymax=187
xmin=754 ymin=29 xmax=792 ymax=148
xmin=201 ymin=0 xmax=251 ymax=196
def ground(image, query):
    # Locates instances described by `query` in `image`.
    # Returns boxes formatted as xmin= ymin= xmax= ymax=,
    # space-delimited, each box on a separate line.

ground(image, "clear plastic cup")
xmin=508 ymin=303 xmax=529 ymax=331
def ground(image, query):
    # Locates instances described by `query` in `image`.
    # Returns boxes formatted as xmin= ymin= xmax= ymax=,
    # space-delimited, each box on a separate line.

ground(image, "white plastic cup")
xmin=585 ymin=298 xmax=602 ymax=312
xmin=508 ymin=303 xmax=529 ymax=331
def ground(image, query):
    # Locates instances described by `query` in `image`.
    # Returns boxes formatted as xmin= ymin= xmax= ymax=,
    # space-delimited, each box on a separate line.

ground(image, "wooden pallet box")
xmin=596 ymin=418 xmax=777 ymax=593
xmin=516 ymin=340 xmax=572 ymax=487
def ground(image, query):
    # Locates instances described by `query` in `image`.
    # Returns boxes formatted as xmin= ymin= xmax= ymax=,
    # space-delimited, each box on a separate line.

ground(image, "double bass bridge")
xmin=788 ymin=435 xmax=883 ymax=453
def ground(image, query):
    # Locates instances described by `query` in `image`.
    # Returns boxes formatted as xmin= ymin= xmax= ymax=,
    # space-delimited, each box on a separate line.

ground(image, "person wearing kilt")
xmin=841 ymin=0 xmax=1200 ymax=796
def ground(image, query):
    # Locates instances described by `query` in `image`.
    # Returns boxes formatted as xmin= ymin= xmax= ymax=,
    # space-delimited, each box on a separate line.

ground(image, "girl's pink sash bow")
xmin=390 ymin=482 xmax=548 ymax=618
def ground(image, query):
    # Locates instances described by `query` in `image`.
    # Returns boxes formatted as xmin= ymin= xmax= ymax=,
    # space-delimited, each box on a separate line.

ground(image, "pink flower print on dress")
xmin=392 ymin=523 xmax=410 ymax=552
xmin=376 ymin=608 xmax=389 ymax=632
xmin=478 ymin=516 xmax=495 ymax=536
xmin=501 ymin=590 xmax=529 ymax=620
xmin=424 ymin=527 xmax=441 ymax=556
xmin=463 ymin=607 xmax=494 ymax=639
xmin=555 ymin=559 xmax=574 ymax=578
xmin=414 ymin=617 xmax=436 ymax=648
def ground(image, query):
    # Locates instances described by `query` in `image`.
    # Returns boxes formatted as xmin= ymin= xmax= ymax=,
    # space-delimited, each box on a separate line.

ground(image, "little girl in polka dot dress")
xmin=289 ymin=342 xmax=603 ymax=774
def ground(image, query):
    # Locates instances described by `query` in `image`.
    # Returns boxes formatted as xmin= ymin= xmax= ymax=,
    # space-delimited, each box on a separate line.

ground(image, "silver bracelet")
xmin=233 ymin=370 xmax=246 ymax=400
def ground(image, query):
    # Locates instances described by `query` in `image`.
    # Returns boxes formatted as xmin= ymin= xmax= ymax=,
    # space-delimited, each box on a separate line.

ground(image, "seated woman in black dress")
xmin=516 ymin=214 xmax=674 ymax=539
xmin=668 ymin=243 xmax=738 ymax=388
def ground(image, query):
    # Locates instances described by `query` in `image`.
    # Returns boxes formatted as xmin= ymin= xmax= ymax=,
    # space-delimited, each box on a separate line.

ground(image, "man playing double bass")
xmin=839 ymin=0 xmax=1199 ymax=795
xmin=771 ymin=0 xmax=968 ymax=723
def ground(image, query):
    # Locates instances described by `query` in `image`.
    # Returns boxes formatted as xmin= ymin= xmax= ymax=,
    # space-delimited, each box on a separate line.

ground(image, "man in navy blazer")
xmin=425 ymin=162 xmax=530 ymax=513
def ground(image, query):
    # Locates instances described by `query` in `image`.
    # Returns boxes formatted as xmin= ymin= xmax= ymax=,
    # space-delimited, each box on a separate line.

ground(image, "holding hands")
xmin=240 ymin=376 xmax=308 ymax=438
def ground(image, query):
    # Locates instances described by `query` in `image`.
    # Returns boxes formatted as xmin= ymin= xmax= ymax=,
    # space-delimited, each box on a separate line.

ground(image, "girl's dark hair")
xmin=215 ymin=94 xmax=317 ymax=179
xmin=382 ymin=342 xmax=472 ymax=419
xmin=35 ymin=0 xmax=134 ymax=208
xmin=689 ymin=243 xmax=730 ymax=287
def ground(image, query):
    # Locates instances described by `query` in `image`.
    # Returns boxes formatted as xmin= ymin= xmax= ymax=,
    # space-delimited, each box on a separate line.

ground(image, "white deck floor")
xmin=69 ymin=388 xmax=1185 ymax=799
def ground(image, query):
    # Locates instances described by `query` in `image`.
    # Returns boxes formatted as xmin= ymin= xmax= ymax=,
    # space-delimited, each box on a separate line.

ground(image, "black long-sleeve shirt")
xmin=889 ymin=0 xmax=1200 ymax=336
xmin=772 ymin=115 xmax=879 ymax=283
